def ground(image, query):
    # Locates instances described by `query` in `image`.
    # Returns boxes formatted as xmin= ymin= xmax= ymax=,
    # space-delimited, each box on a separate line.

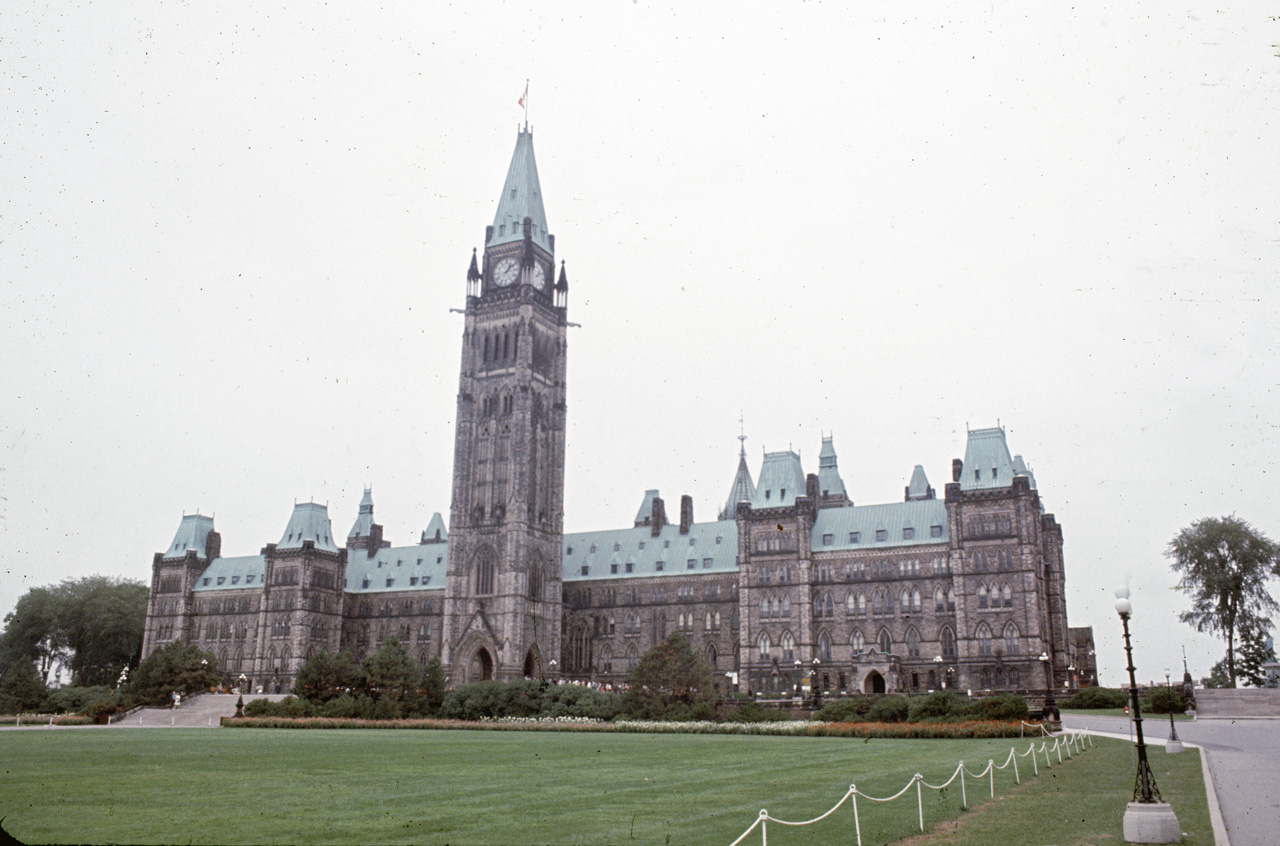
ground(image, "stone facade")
xmin=140 ymin=128 xmax=1086 ymax=697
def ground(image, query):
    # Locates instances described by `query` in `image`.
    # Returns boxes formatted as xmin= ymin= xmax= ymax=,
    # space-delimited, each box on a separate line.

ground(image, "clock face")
xmin=494 ymin=258 xmax=519 ymax=287
xmin=530 ymin=263 xmax=547 ymax=290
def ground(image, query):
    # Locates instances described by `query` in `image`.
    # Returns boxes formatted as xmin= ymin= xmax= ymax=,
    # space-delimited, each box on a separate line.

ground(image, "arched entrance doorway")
xmin=470 ymin=647 xmax=494 ymax=682
xmin=523 ymin=649 xmax=538 ymax=679
xmin=864 ymin=670 xmax=886 ymax=694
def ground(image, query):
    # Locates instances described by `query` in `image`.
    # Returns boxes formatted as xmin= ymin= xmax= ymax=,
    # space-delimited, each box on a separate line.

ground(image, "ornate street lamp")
xmin=1163 ymin=668 xmax=1183 ymax=753
xmin=933 ymin=655 xmax=944 ymax=690
xmin=793 ymin=659 xmax=801 ymax=699
xmin=1115 ymin=585 xmax=1180 ymax=843
xmin=1037 ymin=652 xmax=1059 ymax=728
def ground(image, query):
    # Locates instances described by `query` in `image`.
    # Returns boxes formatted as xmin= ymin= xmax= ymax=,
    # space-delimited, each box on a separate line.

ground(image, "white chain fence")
xmin=728 ymin=729 xmax=1093 ymax=846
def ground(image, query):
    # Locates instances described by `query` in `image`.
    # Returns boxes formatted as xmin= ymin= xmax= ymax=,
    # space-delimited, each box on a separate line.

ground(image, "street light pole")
xmin=1163 ymin=668 xmax=1183 ymax=753
xmin=1115 ymin=585 xmax=1180 ymax=843
xmin=1038 ymin=652 xmax=1060 ymax=730
xmin=812 ymin=658 xmax=822 ymax=710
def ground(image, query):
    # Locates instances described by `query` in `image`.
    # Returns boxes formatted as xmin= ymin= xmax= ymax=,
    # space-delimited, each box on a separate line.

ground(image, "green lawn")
xmin=0 ymin=728 xmax=1206 ymax=845
xmin=1060 ymin=707 xmax=1193 ymax=721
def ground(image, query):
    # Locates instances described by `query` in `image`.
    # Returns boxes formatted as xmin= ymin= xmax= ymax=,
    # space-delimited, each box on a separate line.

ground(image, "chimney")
xmin=205 ymin=530 xmax=221 ymax=561
xmin=651 ymin=496 xmax=668 ymax=538
xmin=679 ymin=495 xmax=693 ymax=535
xmin=806 ymin=473 xmax=820 ymax=502
xmin=951 ymin=459 xmax=963 ymax=482
xmin=368 ymin=524 xmax=383 ymax=558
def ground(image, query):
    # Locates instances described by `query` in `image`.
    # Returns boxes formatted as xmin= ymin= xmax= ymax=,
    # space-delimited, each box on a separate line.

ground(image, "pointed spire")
xmin=467 ymin=248 xmax=481 ymax=282
xmin=816 ymin=435 xmax=848 ymax=500
xmin=555 ymin=261 xmax=568 ymax=291
xmin=348 ymin=488 xmax=375 ymax=540
xmin=488 ymin=129 xmax=551 ymax=252
xmin=720 ymin=428 xmax=758 ymax=520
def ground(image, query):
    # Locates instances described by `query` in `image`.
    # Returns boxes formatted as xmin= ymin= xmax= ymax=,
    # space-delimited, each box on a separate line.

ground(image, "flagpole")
xmin=524 ymin=78 xmax=529 ymax=129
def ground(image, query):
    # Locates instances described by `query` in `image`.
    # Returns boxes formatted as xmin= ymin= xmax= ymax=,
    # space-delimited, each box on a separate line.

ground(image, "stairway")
xmin=1195 ymin=688 xmax=1280 ymax=718
xmin=118 ymin=693 xmax=290 ymax=728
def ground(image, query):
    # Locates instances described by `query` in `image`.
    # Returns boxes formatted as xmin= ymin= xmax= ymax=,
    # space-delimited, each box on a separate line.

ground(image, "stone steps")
xmin=1195 ymin=688 xmax=1280 ymax=718
xmin=118 ymin=693 xmax=290 ymax=727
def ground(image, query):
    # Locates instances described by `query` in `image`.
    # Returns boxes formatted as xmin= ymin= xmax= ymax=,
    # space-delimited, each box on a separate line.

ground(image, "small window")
xmin=386 ymin=578 xmax=394 ymax=588
xmin=581 ymin=565 xmax=590 ymax=576
xmin=656 ymin=560 xmax=665 ymax=571
xmin=975 ymin=469 xmax=981 ymax=481
xmin=423 ymin=575 xmax=431 ymax=585
xmin=397 ymin=559 xmax=403 ymax=567
xmin=931 ymin=525 xmax=942 ymax=538
xmin=567 ymin=546 xmax=574 ymax=555
xmin=217 ymin=577 xmax=225 ymax=585
xmin=903 ymin=527 xmax=915 ymax=540
xmin=780 ymin=488 xmax=786 ymax=499
xmin=362 ymin=578 xmax=370 ymax=589
xmin=410 ymin=577 xmax=418 ymax=586
xmin=202 ymin=578 xmax=210 ymax=586
xmin=614 ymin=543 xmax=621 ymax=551
xmin=625 ymin=562 xmax=633 ymax=573
xmin=231 ymin=576 xmax=240 ymax=584
xmin=849 ymin=531 xmax=860 ymax=543
xmin=702 ymin=557 xmax=713 ymax=568
xmin=687 ymin=559 xmax=696 ymax=570
xmin=610 ymin=563 xmax=618 ymax=574
xmin=590 ymin=544 xmax=597 ymax=553
xmin=875 ymin=529 xmax=887 ymax=542
xmin=437 ymin=556 xmax=443 ymax=564
xmin=715 ymin=536 xmax=722 ymax=544
xmin=377 ymin=562 xmax=382 ymax=568
xmin=417 ymin=558 xmax=423 ymax=566
xmin=765 ymin=490 xmax=772 ymax=499
xmin=663 ymin=540 xmax=670 ymax=548
xmin=246 ymin=575 xmax=255 ymax=584
xmin=822 ymin=533 xmax=833 ymax=546
xmin=638 ymin=542 xmax=645 ymax=550
xmin=992 ymin=467 xmax=998 ymax=480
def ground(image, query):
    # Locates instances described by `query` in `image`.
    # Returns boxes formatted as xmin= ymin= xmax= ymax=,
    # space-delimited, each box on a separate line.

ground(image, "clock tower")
xmin=442 ymin=128 xmax=569 ymax=682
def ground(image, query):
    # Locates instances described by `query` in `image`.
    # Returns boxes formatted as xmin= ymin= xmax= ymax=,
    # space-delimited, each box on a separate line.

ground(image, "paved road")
xmin=1063 ymin=713 xmax=1280 ymax=846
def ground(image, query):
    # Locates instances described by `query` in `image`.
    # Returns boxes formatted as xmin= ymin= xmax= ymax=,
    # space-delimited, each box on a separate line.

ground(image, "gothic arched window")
xmin=851 ymin=628 xmax=864 ymax=652
xmin=941 ymin=626 xmax=957 ymax=659
xmin=1003 ymin=622 xmax=1020 ymax=655
xmin=474 ymin=549 xmax=496 ymax=596
xmin=976 ymin=622 xmax=993 ymax=656
xmin=906 ymin=627 xmax=921 ymax=658
xmin=878 ymin=629 xmax=892 ymax=654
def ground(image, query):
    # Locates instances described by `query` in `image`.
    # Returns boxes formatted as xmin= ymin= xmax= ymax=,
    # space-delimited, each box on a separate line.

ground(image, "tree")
xmin=293 ymin=650 xmax=363 ymax=703
xmin=0 ymin=659 xmax=49 ymax=714
xmin=127 ymin=641 xmax=220 ymax=705
xmin=421 ymin=657 xmax=446 ymax=715
xmin=1167 ymin=516 xmax=1280 ymax=688
xmin=623 ymin=631 xmax=716 ymax=719
xmin=1233 ymin=619 xmax=1277 ymax=688
xmin=361 ymin=636 xmax=422 ymax=715
xmin=0 ymin=576 xmax=147 ymax=686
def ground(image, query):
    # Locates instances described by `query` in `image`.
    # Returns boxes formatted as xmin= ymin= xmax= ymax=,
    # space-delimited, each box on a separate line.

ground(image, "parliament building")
xmin=141 ymin=129 xmax=1092 ymax=698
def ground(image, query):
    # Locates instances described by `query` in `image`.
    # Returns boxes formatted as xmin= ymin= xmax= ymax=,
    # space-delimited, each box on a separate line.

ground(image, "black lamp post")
xmin=1038 ymin=652 xmax=1058 ymax=725
xmin=793 ymin=659 xmax=801 ymax=698
xmin=1114 ymin=584 xmax=1180 ymax=842
xmin=1163 ymin=668 xmax=1183 ymax=753
xmin=933 ymin=655 xmax=944 ymax=690
xmin=812 ymin=658 xmax=822 ymax=709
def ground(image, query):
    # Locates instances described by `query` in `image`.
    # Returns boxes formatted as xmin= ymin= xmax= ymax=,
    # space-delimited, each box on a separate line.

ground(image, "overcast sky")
xmin=4 ymin=2 xmax=1278 ymax=688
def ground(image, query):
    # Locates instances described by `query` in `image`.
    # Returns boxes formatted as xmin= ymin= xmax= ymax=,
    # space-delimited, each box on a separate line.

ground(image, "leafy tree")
xmin=0 ymin=586 xmax=68 ymax=683
xmin=292 ymin=650 xmax=363 ymax=703
xmin=0 ymin=576 xmax=147 ymax=686
xmin=0 ymin=659 xmax=49 ymax=713
xmin=361 ymin=636 xmax=422 ymax=714
xmin=1167 ymin=516 xmax=1280 ymax=687
xmin=60 ymin=577 xmax=148 ymax=686
xmin=1233 ymin=619 xmax=1278 ymax=688
xmin=623 ymin=631 xmax=715 ymax=719
xmin=127 ymin=641 xmax=219 ymax=705
xmin=1201 ymin=660 xmax=1232 ymax=689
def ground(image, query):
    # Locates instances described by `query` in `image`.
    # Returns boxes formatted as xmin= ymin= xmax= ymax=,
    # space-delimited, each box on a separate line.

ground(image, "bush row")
xmin=220 ymin=715 xmax=1032 ymax=738
xmin=0 ymin=713 xmax=96 ymax=726
xmin=1058 ymin=686 xmax=1187 ymax=714
xmin=813 ymin=691 xmax=1029 ymax=724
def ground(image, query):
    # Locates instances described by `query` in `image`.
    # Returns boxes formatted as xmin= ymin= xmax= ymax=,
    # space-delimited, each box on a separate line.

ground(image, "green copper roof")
xmin=163 ymin=513 xmax=214 ymax=560
xmin=817 ymin=435 xmax=847 ymax=499
xmin=563 ymin=520 xmax=739 ymax=582
xmin=812 ymin=500 xmax=949 ymax=551
xmin=488 ymin=128 xmax=551 ymax=252
xmin=193 ymin=555 xmax=265 ymax=590
xmin=345 ymin=545 xmax=447 ymax=593
xmin=960 ymin=426 xmax=1016 ymax=490
xmin=752 ymin=451 xmax=806 ymax=508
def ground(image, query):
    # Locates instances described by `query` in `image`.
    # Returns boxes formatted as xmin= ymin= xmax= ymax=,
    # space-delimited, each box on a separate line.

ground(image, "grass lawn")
xmin=904 ymin=738 xmax=1212 ymax=845
xmin=0 ymin=728 xmax=1206 ymax=845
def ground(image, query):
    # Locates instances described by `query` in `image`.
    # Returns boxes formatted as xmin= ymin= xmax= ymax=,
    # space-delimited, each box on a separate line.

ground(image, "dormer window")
xmin=875 ymin=529 xmax=887 ymax=542
xmin=975 ymin=469 xmax=981 ymax=481
xmin=931 ymin=525 xmax=943 ymax=538
xmin=849 ymin=531 xmax=860 ymax=543
xmin=625 ymin=562 xmax=633 ymax=573
xmin=715 ymin=536 xmax=722 ymax=544
xmin=246 ymin=575 xmax=255 ymax=584
xmin=610 ymin=563 xmax=618 ymax=574
xmin=765 ymin=490 xmax=772 ymax=499
xmin=780 ymin=488 xmax=786 ymax=499
xmin=638 ymin=542 xmax=645 ymax=550
xmin=614 ymin=543 xmax=621 ymax=551
xmin=386 ymin=578 xmax=394 ymax=588
xmin=362 ymin=577 xmax=370 ymax=589
xmin=567 ymin=546 xmax=574 ymax=555
xmin=202 ymin=578 xmax=210 ymax=586
xmin=581 ymin=565 xmax=589 ymax=576
xmin=903 ymin=527 xmax=915 ymax=540
xmin=992 ymin=467 xmax=998 ymax=480
xmin=217 ymin=577 xmax=225 ymax=585
xmin=590 ymin=544 xmax=597 ymax=553
xmin=822 ymin=533 xmax=833 ymax=546
xmin=656 ymin=560 xmax=665 ymax=571
xmin=231 ymin=576 xmax=240 ymax=584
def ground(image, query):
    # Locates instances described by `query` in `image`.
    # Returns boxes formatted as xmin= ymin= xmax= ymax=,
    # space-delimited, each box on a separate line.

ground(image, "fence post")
xmin=851 ymin=787 xmax=862 ymax=846
xmin=916 ymin=774 xmax=924 ymax=832
xmin=1012 ymin=749 xmax=1020 ymax=783
xmin=959 ymin=762 xmax=967 ymax=809
xmin=1031 ymin=745 xmax=1038 ymax=776
xmin=1056 ymin=740 xmax=1063 ymax=764
xmin=989 ymin=761 xmax=995 ymax=798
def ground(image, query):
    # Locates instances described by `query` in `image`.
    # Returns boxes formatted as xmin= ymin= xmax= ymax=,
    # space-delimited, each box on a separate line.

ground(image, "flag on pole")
xmin=518 ymin=81 xmax=528 ymax=109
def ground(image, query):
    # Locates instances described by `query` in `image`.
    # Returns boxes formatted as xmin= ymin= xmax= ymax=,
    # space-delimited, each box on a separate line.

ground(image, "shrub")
xmin=243 ymin=698 xmax=276 ymax=717
xmin=907 ymin=690 xmax=970 ymax=722
xmin=42 ymin=685 xmax=114 ymax=715
xmin=1146 ymin=687 xmax=1185 ymax=714
xmin=813 ymin=695 xmax=874 ymax=723
xmin=960 ymin=693 xmax=1029 ymax=722
xmin=866 ymin=695 xmax=909 ymax=723
xmin=1060 ymin=686 xmax=1128 ymax=709
xmin=725 ymin=701 xmax=793 ymax=723
xmin=319 ymin=694 xmax=358 ymax=719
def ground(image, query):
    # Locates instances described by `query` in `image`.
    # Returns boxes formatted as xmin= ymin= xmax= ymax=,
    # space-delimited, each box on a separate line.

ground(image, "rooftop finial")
xmin=737 ymin=413 xmax=747 ymax=458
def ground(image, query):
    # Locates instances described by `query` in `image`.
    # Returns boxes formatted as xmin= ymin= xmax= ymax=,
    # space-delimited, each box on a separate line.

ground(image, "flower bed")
xmin=220 ymin=715 xmax=1035 ymax=738
xmin=0 ymin=714 xmax=96 ymax=726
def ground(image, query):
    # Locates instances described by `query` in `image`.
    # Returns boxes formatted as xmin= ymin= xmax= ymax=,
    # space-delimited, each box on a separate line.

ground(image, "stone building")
xmin=141 ymin=128 xmax=1085 ymax=697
